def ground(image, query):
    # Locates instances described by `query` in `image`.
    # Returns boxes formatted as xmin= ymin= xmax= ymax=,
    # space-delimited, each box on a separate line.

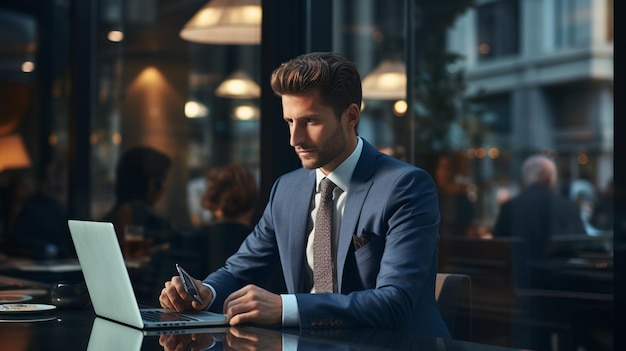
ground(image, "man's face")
xmin=281 ymin=90 xmax=356 ymax=174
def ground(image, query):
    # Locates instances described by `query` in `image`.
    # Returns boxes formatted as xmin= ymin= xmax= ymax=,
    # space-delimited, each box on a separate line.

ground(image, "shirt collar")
xmin=316 ymin=137 xmax=363 ymax=193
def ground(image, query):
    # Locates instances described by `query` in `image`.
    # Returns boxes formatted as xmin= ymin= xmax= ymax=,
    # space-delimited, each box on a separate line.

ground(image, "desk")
xmin=0 ymin=311 xmax=525 ymax=351
xmin=0 ymin=276 xmax=526 ymax=351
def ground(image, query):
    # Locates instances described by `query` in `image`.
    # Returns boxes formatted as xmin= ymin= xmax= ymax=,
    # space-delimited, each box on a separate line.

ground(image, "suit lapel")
xmin=336 ymin=141 xmax=378 ymax=290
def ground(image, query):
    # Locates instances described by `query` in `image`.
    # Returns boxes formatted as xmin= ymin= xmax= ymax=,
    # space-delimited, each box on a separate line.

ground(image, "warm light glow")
xmin=127 ymin=66 xmax=180 ymax=148
xmin=180 ymin=0 xmax=261 ymax=45
xmin=0 ymin=134 xmax=31 ymax=171
xmin=48 ymin=134 xmax=57 ymax=146
xmin=232 ymin=104 xmax=259 ymax=120
xmin=578 ymin=153 xmax=588 ymax=165
xmin=108 ymin=30 xmax=124 ymax=42
xmin=475 ymin=147 xmax=486 ymax=159
xmin=90 ymin=133 xmax=99 ymax=144
xmin=488 ymin=147 xmax=500 ymax=159
xmin=393 ymin=100 xmax=408 ymax=116
xmin=21 ymin=61 xmax=35 ymax=73
xmin=362 ymin=60 xmax=406 ymax=100
xmin=112 ymin=132 xmax=122 ymax=144
xmin=215 ymin=70 xmax=260 ymax=99
xmin=185 ymin=100 xmax=210 ymax=118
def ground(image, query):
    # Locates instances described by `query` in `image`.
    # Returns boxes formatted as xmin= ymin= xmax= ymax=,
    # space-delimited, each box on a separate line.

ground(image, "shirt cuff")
xmin=280 ymin=294 xmax=299 ymax=327
xmin=202 ymin=283 xmax=217 ymax=310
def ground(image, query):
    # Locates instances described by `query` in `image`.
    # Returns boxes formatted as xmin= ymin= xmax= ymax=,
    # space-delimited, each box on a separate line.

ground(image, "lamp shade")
xmin=180 ymin=0 xmax=262 ymax=45
xmin=215 ymin=70 xmax=260 ymax=99
xmin=0 ymin=134 xmax=31 ymax=171
xmin=362 ymin=60 xmax=407 ymax=100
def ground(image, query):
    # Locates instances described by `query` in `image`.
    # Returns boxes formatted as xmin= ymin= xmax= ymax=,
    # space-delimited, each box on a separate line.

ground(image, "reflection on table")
xmin=1 ymin=311 xmax=526 ymax=351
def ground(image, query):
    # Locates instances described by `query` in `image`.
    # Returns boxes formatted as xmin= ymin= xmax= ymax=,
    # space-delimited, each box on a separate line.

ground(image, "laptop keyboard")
xmin=141 ymin=310 xmax=195 ymax=322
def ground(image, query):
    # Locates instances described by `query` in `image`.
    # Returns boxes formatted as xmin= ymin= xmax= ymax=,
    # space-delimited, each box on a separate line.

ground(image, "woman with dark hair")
xmin=103 ymin=146 xmax=173 ymax=247
xmin=175 ymin=164 xmax=258 ymax=277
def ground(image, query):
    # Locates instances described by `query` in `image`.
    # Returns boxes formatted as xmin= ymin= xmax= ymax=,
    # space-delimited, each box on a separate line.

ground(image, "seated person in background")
xmin=102 ymin=146 xmax=173 ymax=248
xmin=11 ymin=161 xmax=75 ymax=260
xmin=175 ymin=164 xmax=258 ymax=277
xmin=492 ymin=154 xmax=586 ymax=277
xmin=159 ymin=52 xmax=450 ymax=337
xmin=492 ymin=154 xmax=586 ymax=351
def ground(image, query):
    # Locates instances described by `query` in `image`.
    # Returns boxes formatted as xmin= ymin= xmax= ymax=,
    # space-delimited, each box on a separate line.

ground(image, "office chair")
xmin=436 ymin=273 xmax=472 ymax=341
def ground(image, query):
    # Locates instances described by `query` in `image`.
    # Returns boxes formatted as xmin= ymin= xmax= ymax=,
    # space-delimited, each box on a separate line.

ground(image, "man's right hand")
xmin=159 ymin=275 xmax=213 ymax=312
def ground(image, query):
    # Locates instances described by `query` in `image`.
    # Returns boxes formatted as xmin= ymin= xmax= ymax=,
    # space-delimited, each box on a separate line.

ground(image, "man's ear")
xmin=344 ymin=103 xmax=360 ymax=128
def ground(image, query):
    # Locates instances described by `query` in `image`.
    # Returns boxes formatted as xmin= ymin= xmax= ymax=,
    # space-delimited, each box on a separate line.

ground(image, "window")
xmin=476 ymin=0 xmax=520 ymax=60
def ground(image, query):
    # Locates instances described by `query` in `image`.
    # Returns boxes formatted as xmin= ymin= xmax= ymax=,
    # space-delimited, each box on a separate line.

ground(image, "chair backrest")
xmin=436 ymin=273 xmax=471 ymax=341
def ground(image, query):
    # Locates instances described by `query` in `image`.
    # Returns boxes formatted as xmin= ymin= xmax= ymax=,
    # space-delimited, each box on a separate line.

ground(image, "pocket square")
xmin=352 ymin=229 xmax=376 ymax=250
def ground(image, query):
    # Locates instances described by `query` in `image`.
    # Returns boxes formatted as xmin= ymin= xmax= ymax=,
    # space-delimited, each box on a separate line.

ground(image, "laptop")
xmin=68 ymin=219 xmax=228 ymax=329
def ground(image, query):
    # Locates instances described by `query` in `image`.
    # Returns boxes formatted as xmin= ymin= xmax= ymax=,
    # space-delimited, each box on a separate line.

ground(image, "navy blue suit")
xmin=204 ymin=140 xmax=449 ymax=337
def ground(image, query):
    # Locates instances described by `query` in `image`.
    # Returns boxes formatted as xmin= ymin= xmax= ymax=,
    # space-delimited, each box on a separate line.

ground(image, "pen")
xmin=176 ymin=264 xmax=203 ymax=305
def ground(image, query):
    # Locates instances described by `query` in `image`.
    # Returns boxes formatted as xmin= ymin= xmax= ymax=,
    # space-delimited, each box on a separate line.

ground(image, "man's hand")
xmin=160 ymin=275 xmax=213 ymax=312
xmin=159 ymin=333 xmax=214 ymax=351
xmin=225 ymin=327 xmax=282 ymax=351
xmin=223 ymin=284 xmax=282 ymax=326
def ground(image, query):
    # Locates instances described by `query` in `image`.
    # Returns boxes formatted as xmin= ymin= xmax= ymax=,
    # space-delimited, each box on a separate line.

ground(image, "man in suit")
xmin=160 ymin=52 xmax=450 ymax=337
xmin=492 ymin=154 xmax=586 ymax=350
xmin=492 ymin=154 xmax=586 ymax=288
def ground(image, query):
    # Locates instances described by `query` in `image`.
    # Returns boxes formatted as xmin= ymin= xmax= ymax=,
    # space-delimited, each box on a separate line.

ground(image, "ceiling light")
xmin=180 ymin=0 xmax=261 ymax=45
xmin=362 ymin=60 xmax=407 ymax=100
xmin=215 ymin=70 xmax=260 ymax=99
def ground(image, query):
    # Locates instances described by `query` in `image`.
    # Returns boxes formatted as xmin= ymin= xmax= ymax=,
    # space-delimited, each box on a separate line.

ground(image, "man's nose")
xmin=290 ymin=124 xmax=304 ymax=147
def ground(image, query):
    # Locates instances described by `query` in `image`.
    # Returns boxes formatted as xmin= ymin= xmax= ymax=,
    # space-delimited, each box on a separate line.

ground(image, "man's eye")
xmin=285 ymin=119 xmax=293 ymax=125
xmin=306 ymin=118 xmax=316 ymax=124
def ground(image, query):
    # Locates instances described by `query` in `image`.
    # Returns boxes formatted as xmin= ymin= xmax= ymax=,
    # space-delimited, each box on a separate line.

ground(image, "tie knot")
xmin=320 ymin=178 xmax=337 ymax=200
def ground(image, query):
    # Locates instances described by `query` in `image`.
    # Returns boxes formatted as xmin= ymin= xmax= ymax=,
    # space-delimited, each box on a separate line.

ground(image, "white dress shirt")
xmin=281 ymin=137 xmax=363 ymax=326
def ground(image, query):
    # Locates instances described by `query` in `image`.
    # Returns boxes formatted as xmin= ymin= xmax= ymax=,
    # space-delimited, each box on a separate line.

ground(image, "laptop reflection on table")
xmin=88 ymin=318 xmax=144 ymax=351
xmin=88 ymin=317 xmax=228 ymax=351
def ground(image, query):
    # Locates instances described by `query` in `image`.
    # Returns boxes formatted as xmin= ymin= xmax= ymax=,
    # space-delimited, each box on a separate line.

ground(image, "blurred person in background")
xmin=11 ymin=160 xmax=74 ymax=260
xmin=186 ymin=164 xmax=258 ymax=276
xmin=158 ymin=164 xmax=271 ymax=293
xmin=492 ymin=154 xmax=586 ymax=350
xmin=102 ymin=146 xmax=173 ymax=248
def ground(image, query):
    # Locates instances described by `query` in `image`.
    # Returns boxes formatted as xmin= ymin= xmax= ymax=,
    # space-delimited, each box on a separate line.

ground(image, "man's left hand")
xmin=223 ymin=284 xmax=282 ymax=326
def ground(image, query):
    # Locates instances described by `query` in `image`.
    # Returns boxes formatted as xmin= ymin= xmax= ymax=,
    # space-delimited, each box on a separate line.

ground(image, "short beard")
xmin=298 ymin=125 xmax=346 ymax=170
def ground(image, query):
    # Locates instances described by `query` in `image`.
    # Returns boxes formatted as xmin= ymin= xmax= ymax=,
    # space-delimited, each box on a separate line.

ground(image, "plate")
xmin=0 ymin=289 xmax=48 ymax=296
xmin=0 ymin=295 xmax=32 ymax=303
xmin=0 ymin=304 xmax=57 ymax=314
xmin=0 ymin=315 xmax=57 ymax=323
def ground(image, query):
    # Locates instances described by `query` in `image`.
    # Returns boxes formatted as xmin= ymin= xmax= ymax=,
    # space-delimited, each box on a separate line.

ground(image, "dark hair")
xmin=202 ymin=164 xmax=257 ymax=219
xmin=114 ymin=146 xmax=171 ymax=203
xmin=270 ymin=52 xmax=362 ymax=118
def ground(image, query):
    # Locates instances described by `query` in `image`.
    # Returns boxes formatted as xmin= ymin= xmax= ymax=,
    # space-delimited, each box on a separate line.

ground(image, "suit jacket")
xmin=492 ymin=183 xmax=586 ymax=288
xmin=204 ymin=140 xmax=449 ymax=337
